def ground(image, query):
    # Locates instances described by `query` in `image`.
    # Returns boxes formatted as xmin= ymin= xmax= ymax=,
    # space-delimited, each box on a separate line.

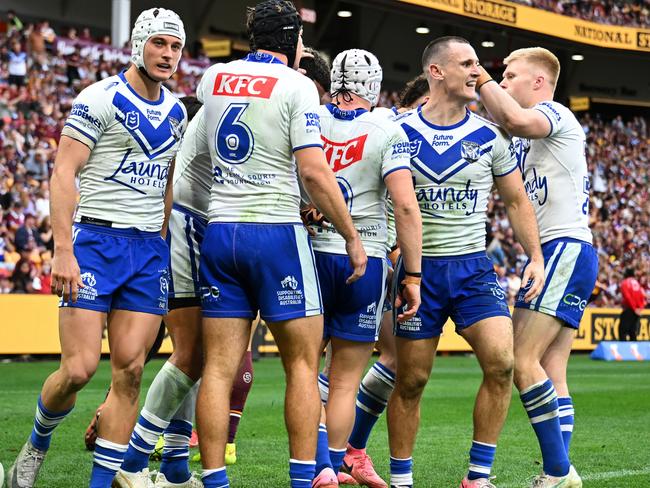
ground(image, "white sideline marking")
xmin=500 ymin=467 xmax=650 ymax=487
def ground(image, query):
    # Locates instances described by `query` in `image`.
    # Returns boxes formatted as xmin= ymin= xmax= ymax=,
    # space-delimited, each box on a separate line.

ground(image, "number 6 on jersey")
xmin=215 ymin=103 xmax=254 ymax=164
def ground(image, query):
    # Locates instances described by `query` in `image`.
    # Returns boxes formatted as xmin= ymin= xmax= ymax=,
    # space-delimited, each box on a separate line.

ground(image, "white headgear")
xmin=131 ymin=8 xmax=186 ymax=74
xmin=330 ymin=49 xmax=383 ymax=107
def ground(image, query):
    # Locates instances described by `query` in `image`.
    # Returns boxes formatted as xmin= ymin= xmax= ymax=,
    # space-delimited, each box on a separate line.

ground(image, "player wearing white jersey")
xmin=8 ymin=8 xmax=187 ymax=488
xmin=477 ymin=47 xmax=596 ymax=488
xmin=194 ymin=3 xmax=366 ymax=488
xmin=385 ymin=37 xmax=545 ymax=488
xmin=306 ymin=49 xmax=421 ymax=488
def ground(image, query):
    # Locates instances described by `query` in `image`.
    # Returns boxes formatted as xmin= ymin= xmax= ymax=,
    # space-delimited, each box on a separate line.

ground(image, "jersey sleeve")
xmin=492 ymin=129 xmax=518 ymax=177
xmin=61 ymin=82 xmax=114 ymax=150
xmin=534 ymin=101 xmax=569 ymax=138
xmin=196 ymin=66 xmax=216 ymax=105
xmin=381 ymin=123 xmax=412 ymax=179
xmin=289 ymin=77 xmax=324 ymax=152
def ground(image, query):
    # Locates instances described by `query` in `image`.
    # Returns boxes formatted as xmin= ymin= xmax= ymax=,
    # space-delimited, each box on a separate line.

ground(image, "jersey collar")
xmin=417 ymin=105 xmax=470 ymax=131
xmin=243 ymin=52 xmax=285 ymax=65
xmin=118 ymin=70 xmax=165 ymax=106
xmin=326 ymin=103 xmax=368 ymax=121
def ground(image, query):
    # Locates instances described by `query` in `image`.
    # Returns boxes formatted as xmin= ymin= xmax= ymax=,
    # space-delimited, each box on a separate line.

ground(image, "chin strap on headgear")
xmin=248 ymin=0 xmax=302 ymax=67
xmin=131 ymin=7 xmax=186 ymax=80
xmin=331 ymin=49 xmax=383 ymax=107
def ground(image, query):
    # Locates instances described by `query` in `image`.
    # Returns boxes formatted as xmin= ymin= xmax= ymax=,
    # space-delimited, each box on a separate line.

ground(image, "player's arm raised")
xmin=494 ymin=171 xmax=545 ymax=302
xmin=296 ymin=146 xmax=367 ymax=283
xmin=386 ymin=169 xmax=422 ymax=322
xmin=477 ymin=67 xmax=551 ymax=139
xmin=49 ymin=135 xmax=90 ymax=302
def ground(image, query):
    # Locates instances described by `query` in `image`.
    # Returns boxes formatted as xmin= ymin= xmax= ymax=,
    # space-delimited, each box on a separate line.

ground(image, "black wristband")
xmin=404 ymin=271 xmax=422 ymax=278
xmin=477 ymin=78 xmax=497 ymax=91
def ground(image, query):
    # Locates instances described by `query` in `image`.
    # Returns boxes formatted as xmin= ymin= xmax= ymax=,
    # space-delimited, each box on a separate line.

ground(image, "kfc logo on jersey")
xmin=213 ymin=73 xmax=278 ymax=98
xmin=322 ymin=134 xmax=368 ymax=172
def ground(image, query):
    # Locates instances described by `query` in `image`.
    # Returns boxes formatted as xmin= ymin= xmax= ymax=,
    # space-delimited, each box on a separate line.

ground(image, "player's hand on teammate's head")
xmin=51 ymin=250 xmax=84 ymax=302
xmin=345 ymin=236 xmax=368 ymax=284
xmin=520 ymin=258 xmax=545 ymax=302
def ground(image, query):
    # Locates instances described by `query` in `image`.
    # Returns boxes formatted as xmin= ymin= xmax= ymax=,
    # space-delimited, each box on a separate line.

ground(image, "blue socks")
xmin=315 ymin=423 xmax=333 ymax=474
xmin=318 ymin=373 xmax=330 ymax=404
xmin=202 ymin=467 xmax=229 ymax=488
xmin=121 ymin=410 xmax=169 ymax=473
xmin=349 ymin=362 xmax=395 ymax=449
xmin=520 ymin=379 xmax=570 ymax=477
xmin=160 ymin=419 xmax=192 ymax=483
xmin=89 ymin=438 xmax=128 ymax=487
xmin=558 ymin=396 xmax=574 ymax=454
xmin=29 ymin=396 xmax=73 ymax=451
xmin=329 ymin=447 xmax=346 ymax=474
xmin=389 ymin=456 xmax=413 ymax=487
xmin=289 ymin=459 xmax=316 ymax=488
xmin=467 ymin=440 xmax=496 ymax=480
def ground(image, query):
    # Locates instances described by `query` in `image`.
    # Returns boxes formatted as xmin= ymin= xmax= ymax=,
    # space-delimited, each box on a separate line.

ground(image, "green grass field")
xmin=1 ymin=354 xmax=649 ymax=487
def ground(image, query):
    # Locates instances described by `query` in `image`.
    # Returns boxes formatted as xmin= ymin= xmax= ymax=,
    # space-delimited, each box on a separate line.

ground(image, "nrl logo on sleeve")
xmin=168 ymin=116 xmax=182 ymax=141
xmin=461 ymin=140 xmax=481 ymax=162
xmin=125 ymin=111 xmax=140 ymax=130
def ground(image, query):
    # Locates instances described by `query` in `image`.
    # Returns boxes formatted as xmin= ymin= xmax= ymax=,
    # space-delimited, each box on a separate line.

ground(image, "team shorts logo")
xmin=125 ymin=111 xmax=140 ymax=130
xmin=366 ymin=302 xmax=377 ymax=314
xmin=201 ymin=286 xmax=221 ymax=302
xmin=461 ymin=140 xmax=481 ymax=162
xmin=321 ymin=134 xmax=368 ymax=172
xmin=212 ymin=73 xmax=278 ymax=98
xmin=78 ymin=272 xmax=98 ymax=301
xmin=281 ymin=275 xmax=299 ymax=290
xmin=563 ymin=293 xmax=587 ymax=311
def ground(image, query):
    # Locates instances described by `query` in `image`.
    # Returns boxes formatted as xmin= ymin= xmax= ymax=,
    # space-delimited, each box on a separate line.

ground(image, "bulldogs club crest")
xmin=461 ymin=140 xmax=481 ymax=163
xmin=168 ymin=116 xmax=182 ymax=141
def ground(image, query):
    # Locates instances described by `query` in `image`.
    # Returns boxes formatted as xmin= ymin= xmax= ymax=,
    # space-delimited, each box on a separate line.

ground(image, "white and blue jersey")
xmin=394 ymin=107 xmax=516 ymax=338
xmin=514 ymin=101 xmax=597 ymax=327
xmin=60 ymin=72 xmax=186 ymax=315
xmin=197 ymin=52 xmax=324 ymax=320
xmin=62 ymin=71 xmax=187 ymax=231
xmin=167 ymin=107 xmax=211 ymax=300
xmin=312 ymin=104 xmax=409 ymax=341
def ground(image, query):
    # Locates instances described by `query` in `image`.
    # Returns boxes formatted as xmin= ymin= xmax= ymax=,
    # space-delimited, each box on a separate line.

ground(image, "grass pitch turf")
xmin=1 ymin=354 xmax=649 ymax=487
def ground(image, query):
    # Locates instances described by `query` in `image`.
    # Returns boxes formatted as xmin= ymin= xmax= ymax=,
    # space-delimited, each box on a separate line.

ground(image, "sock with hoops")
xmin=520 ymin=379 xmax=570 ymax=477
xmin=348 ymin=362 xmax=395 ymax=450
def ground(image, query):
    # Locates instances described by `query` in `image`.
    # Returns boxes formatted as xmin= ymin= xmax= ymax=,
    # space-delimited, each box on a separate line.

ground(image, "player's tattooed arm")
xmin=50 ymin=135 xmax=90 ymax=302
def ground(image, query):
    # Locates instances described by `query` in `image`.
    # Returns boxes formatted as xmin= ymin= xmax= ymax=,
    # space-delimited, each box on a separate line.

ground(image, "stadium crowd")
xmin=511 ymin=0 xmax=650 ymax=27
xmin=1 ymin=11 xmax=648 ymax=307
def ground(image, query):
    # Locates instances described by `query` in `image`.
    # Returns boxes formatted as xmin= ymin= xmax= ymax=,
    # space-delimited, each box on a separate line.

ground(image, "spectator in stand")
xmin=8 ymin=41 xmax=27 ymax=87
xmin=10 ymin=256 xmax=36 ymax=293
xmin=619 ymin=268 xmax=647 ymax=341
xmin=6 ymin=10 xmax=24 ymax=35
xmin=14 ymin=213 xmax=44 ymax=253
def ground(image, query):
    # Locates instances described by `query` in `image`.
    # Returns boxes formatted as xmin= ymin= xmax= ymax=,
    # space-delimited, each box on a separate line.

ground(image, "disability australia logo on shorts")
xmin=357 ymin=302 xmax=378 ymax=329
xmin=78 ymin=272 xmax=98 ymax=301
xmin=277 ymin=275 xmax=304 ymax=306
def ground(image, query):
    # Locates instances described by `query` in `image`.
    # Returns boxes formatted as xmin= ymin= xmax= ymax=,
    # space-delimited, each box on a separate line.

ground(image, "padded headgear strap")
xmin=248 ymin=0 xmax=302 ymax=67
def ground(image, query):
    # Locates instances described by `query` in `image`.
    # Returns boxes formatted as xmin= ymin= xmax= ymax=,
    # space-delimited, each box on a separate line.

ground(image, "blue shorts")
xmin=61 ymin=223 xmax=169 ymax=315
xmin=199 ymin=223 xmax=323 ymax=321
xmin=167 ymin=204 xmax=207 ymax=299
xmin=394 ymin=252 xmax=510 ymax=339
xmin=515 ymin=238 xmax=597 ymax=328
xmin=316 ymin=253 xmax=388 ymax=342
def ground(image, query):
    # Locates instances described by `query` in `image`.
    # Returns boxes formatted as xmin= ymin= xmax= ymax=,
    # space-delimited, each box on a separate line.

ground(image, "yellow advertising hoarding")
xmin=399 ymin=0 xmax=650 ymax=52
xmin=1 ymin=295 xmax=648 ymax=355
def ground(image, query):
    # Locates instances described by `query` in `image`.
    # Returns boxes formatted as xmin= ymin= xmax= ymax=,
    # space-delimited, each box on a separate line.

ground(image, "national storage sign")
xmin=400 ymin=0 xmax=650 ymax=52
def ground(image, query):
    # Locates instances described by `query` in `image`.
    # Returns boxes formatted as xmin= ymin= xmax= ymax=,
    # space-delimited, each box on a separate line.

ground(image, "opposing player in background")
xmin=194 ymin=2 xmax=366 ymax=488
xmin=7 ymin=8 xmax=187 ymax=488
xmin=307 ymin=49 xmax=422 ymax=487
xmin=387 ymin=37 xmax=544 ymax=488
xmin=478 ymin=47 xmax=598 ymax=488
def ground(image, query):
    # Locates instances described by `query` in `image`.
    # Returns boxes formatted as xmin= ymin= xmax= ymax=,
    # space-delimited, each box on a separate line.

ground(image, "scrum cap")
xmin=131 ymin=8 xmax=185 ymax=75
xmin=248 ymin=0 xmax=302 ymax=67
xmin=331 ymin=49 xmax=382 ymax=106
